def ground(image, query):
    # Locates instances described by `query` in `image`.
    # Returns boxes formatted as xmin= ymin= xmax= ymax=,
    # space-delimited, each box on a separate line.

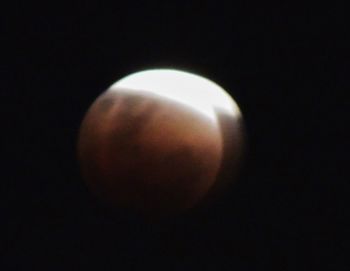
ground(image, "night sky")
xmin=2 ymin=2 xmax=348 ymax=270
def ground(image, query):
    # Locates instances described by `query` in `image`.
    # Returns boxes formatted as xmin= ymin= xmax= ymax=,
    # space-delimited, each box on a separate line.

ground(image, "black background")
xmin=2 ymin=2 xmax=348 ymax=270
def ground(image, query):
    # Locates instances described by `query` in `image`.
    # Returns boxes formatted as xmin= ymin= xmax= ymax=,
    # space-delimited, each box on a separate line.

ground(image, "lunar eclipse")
xmin=78 ymin=69 xmax=245 ymax=217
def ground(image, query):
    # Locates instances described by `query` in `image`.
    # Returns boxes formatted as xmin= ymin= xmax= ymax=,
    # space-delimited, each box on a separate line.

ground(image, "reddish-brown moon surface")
xmin=78 ymin=69 xmax=245 ymax=217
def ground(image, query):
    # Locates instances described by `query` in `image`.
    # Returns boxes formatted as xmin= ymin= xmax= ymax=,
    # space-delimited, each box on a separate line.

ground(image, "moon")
xmin=78 ymin=69 xmax=244 ymax=217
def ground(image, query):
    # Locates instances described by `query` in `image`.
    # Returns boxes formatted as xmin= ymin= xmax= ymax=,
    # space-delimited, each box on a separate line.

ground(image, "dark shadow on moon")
xmin=79 ymin=88 xmax=231 ymax=220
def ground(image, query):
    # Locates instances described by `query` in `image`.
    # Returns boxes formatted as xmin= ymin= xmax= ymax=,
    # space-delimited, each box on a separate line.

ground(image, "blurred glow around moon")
xmin=109 ymin=69 xmax=242 ymax=125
